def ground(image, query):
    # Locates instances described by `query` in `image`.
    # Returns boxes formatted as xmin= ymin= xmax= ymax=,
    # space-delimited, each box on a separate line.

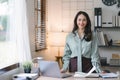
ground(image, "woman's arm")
xmin=61 ymin=35 xmax=72 ymax=73
xmin=91 ymin=32 xmax=102 ymax=73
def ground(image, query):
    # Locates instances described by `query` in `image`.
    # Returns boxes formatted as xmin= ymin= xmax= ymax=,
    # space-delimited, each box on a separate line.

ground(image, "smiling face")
xmin=77 ymin=14 xmax=87 ymax=30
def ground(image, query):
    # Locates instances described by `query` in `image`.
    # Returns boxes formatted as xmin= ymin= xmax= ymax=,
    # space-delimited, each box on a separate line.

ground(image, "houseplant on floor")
xmin=23 ymin=61 xmax=32 ymax=73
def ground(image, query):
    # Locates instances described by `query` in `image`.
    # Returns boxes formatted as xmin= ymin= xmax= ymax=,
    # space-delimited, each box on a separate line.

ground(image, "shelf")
xmin=35 ymin=8 xmax=41 ymax=11
xmin=98 ymin=45 xmax=120 ymax=47
xmin=101 ymin=65 xmax=120 ymax=73
xmin=95 ymin=27 xmax=120 ymax=29
xmin=102 ymin=64 xmax=120 ymax=67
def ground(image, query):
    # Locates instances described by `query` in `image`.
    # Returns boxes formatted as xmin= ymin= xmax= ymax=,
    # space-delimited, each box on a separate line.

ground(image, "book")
xmin=94 ymin=8 xmax=98 ymax=27
xmin=104 ymin=34 xmax=109 ymax=46
xmin=119 ymin=16 xmax=120 ymax=27
xmin=94 ymin=8 xmax=102 ymax=27
xmin=98 ymin=8 xmax=102 ymax=27
xmin=99 ymin=73 xmax=118 ymax=78
xmin=112 ymin=15 xmax=119 ymax=27
xmin=97 ymin=30 xmax=106 ymax=46
xmin=113 ymin=40 xmax=120 ymax=44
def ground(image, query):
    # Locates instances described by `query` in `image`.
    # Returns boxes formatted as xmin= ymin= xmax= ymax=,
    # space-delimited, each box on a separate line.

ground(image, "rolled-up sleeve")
xmin=91 ymin=32 xmax=102 ymax=73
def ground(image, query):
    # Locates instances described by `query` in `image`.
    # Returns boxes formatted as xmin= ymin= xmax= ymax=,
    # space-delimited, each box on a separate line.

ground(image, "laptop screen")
xmin=38 ymin=60 xmax=62 ymax=78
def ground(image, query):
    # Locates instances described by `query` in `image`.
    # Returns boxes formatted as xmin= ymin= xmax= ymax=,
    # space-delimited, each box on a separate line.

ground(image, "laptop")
xmin=38 ymin=60 xmax=72 ymax=78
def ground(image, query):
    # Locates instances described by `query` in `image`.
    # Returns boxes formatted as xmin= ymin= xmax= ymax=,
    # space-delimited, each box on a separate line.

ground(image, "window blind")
xmin=35 ymin=0 xmax=46 ymax=51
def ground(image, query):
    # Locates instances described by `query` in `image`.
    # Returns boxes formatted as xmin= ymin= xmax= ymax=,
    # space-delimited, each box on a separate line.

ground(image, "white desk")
xmin=37 ymin=76 xmax=119 ymax=80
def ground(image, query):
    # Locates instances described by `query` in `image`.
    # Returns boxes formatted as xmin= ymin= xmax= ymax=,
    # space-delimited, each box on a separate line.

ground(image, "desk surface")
xmin=37 ymin=76 xmax=119 ymax=80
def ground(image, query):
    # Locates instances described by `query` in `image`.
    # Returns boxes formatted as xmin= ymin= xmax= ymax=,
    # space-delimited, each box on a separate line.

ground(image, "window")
xmin=0 ymin=0 xmax=18 ymax=69
xmin=0 ymin=0 xmax=8 ymax=41
xmin=34 ymin=0 xmax=46 ymax=51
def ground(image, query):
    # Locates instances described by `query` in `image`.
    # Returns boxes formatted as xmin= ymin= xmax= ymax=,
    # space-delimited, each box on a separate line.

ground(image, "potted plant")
xmin=22 ymin=61 xmax=32 ymax=73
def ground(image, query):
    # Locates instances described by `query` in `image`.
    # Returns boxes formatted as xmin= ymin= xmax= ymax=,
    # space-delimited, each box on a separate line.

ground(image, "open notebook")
xmin=74 ymin=66 xmax=99 ymax=78
xmin=38 ymin=60 xmax=72 ymax=78
xmin=74 ymin=66 xmax=119 ymax=78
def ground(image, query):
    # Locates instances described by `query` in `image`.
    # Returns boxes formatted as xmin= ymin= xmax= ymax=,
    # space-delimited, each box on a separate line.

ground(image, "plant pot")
xmin=24 ymin=68 xmax=31 ymax=73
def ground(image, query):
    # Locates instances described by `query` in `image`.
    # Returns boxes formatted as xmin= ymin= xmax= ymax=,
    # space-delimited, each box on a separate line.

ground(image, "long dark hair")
xmin=72 ymin=11 xmax=92 ymax=41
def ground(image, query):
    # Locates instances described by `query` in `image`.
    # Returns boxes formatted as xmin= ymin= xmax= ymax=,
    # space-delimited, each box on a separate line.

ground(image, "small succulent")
xmin=22 ymin=61 xmax=32 ymax=73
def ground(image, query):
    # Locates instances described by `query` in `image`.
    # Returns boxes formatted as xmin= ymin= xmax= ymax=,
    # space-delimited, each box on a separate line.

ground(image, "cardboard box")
xmin=112 ymin=54 xmax=120 ymax=59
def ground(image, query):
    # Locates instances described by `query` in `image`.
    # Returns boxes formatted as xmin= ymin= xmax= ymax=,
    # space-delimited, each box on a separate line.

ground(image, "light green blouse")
xmin=62 ymin=30 xmax=102 ymax=73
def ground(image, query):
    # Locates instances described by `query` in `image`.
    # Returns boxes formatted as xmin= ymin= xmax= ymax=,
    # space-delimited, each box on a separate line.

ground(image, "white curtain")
xmin=9 ymin=0 xmax=31 ymax=62
xmin=0 ymin=0 xmax=31 ymax=69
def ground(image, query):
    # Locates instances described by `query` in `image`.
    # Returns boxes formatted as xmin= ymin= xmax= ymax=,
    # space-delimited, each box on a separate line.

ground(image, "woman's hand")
xmin=60 ymin=69 xmax=67 ymax=73
xmin=101 ymin=70 xmax=110 ymax=73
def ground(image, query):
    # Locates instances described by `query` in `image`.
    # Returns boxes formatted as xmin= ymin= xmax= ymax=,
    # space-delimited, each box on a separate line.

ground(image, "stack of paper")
xmin=13 ymin=73 xmax=38 ymax=80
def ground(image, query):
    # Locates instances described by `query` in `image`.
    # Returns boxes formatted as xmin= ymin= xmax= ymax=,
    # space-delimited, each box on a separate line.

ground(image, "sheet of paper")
xmin=85 ymin=66 xmax=96 ymax=77
xmin=16 ymin=73 xmax=38 ymax=78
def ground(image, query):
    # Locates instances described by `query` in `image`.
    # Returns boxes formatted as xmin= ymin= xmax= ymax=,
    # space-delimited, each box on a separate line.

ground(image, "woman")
xmin=61 ymin=11 xmax=102 ymax=73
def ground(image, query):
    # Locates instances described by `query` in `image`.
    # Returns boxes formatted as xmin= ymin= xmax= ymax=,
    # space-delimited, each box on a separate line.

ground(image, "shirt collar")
xmin=74 ymin=30 xmax=85 ymax=39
